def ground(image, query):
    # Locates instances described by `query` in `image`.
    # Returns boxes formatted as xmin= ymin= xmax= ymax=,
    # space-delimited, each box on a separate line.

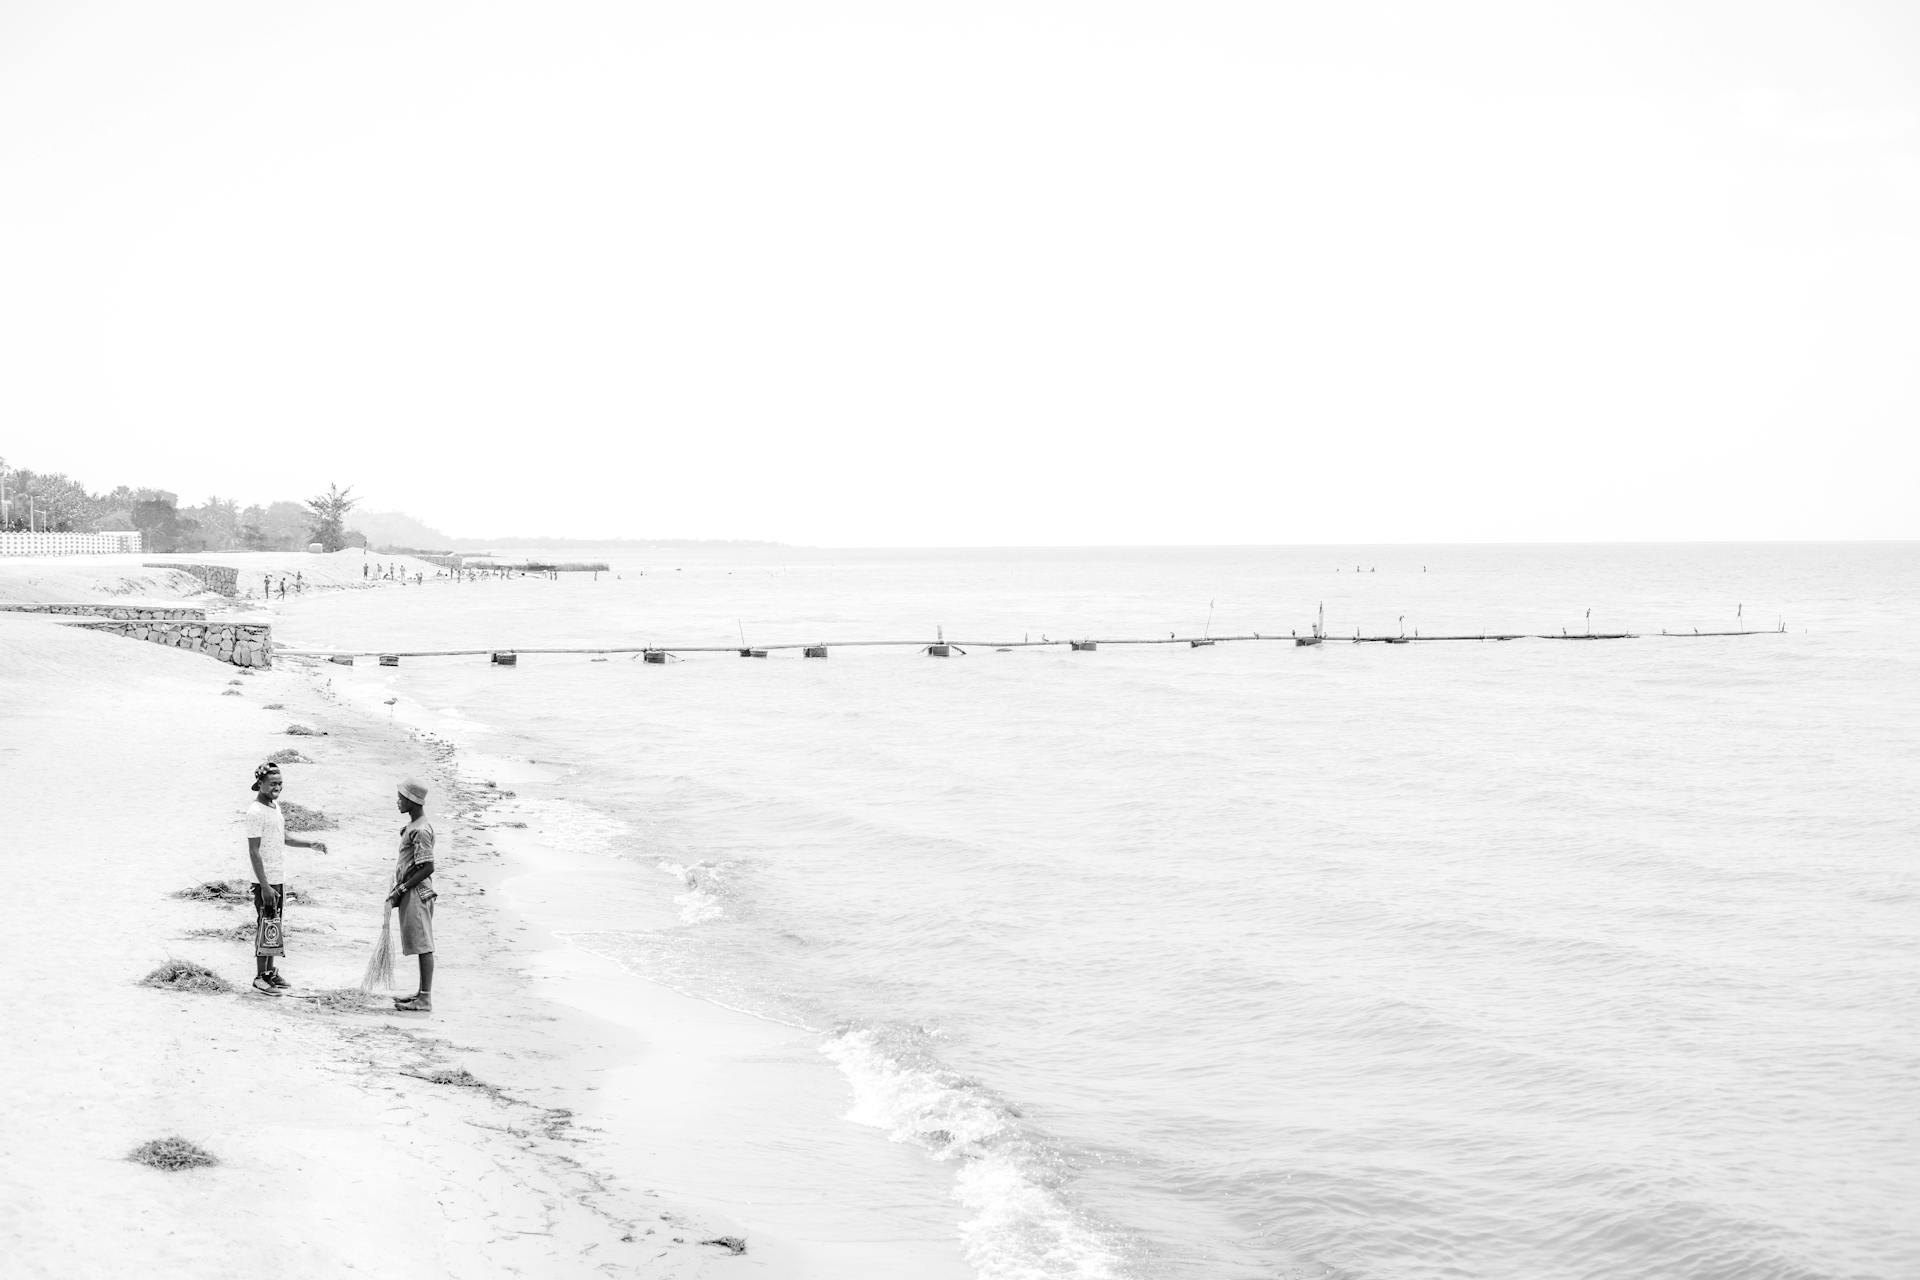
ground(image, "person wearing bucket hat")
xmin=387 ymin=778 xmax=437 ymax=1011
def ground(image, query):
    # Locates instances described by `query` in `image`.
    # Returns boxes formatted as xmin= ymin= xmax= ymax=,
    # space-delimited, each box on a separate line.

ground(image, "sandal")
xmin=393 ymin=994 xmax=433 ymax=1013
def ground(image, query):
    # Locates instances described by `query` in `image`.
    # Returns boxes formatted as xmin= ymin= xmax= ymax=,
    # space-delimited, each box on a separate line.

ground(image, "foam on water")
xmin=658 ymin=859 xmax=730 ymax=924
xmin=822 ymin=1024 xmax=1132 ymax=1280
xmin=282 ymin=544 xmax=1920 ymax=1280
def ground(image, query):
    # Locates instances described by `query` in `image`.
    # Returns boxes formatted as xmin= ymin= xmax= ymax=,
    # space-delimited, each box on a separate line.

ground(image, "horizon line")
xmin=413 ymin=536 xmax=1920 ymax=551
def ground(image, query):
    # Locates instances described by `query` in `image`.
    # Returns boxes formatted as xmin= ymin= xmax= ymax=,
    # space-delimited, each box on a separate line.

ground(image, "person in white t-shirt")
xmin=243 ymin=762 xmax=328 ymax=994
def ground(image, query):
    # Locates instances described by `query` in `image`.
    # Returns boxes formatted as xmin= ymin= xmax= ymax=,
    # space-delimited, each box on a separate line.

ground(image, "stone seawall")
xmin=0 ymin=604 xmax=208 ymax=621
xmin=147 ymin=563 xmax=240 ymax=596
xmin=70 ymin=618 xmax=273 ymax=668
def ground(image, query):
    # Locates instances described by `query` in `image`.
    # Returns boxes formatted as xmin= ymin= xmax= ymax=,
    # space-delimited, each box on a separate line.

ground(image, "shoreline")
xmin=0 ymin=556 xmax=974 ymax=1278
xmin=317 ymin=661 xmax=979 ymax=1280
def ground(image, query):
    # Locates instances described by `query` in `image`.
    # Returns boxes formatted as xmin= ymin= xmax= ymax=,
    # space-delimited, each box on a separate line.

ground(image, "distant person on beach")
xmin=387 ymin=778 xmax=438 ymax=1013
xmin=244 ymin=762 xmax=328 ymax=994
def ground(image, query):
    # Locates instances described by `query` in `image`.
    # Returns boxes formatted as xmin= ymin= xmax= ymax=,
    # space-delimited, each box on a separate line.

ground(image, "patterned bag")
xmin=255 ymin=910 xmax=286 ymax=957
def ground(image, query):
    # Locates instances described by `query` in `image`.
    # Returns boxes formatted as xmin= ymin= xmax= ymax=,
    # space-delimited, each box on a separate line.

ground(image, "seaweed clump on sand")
xmin=174 ymin=881 xmax=303 ymax=905
xmin=141 ymin=959 xmax=233 ymax=994
xmin=266 ymin=748 xmax=311 ymax=765
xmin=304 ymin=988 xmax=377 ymax=1014
xmin=182 ymin=922 xmax=256 ymax=942
xmin=280 ymin=802 xmax=334 ymax=832
xmin=173 ymin=880 xmax=251 ymax=903
xmin=128 ymin=1137 xmax=219 ymax=1170
xmin=283 ymin=724 xmax=326 ymax=736
xmin=401 ymin=1066 xmax=495 ymax=1093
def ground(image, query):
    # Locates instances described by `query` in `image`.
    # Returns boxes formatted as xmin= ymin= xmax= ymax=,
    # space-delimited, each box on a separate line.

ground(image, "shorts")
xmin=399 ymin=889 xmax=436 ymax=955
xmin=252 ymin=882 xmax=285 ymax=957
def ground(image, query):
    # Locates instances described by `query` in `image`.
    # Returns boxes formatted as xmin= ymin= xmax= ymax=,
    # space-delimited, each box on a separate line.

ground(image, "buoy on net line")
xmin=1191 ymin=600 xmax=1215 ymax=646
xmin=925 ymin=626 xmax=964 ymax=657
xmin=734 ymin=622 xmax=766 ymax=658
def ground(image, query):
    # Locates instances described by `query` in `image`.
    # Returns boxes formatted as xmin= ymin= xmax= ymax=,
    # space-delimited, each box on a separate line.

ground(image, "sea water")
xmin=281 ymin=544 xmax=1919 ymax=1280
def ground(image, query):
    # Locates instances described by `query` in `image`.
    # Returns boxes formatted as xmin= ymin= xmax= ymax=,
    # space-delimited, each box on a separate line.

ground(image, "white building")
xmin=0 ymin=530 xmax=143 ymax=556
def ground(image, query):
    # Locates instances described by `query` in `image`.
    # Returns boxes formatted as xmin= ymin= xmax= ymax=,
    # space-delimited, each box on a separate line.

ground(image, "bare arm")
xmin=387 ymin=861 xmax=435 ymax=906
xmin=248 ymin=837 xmax=275 ymax=910
xmin=286 ymin=834 xmax=328 ymax=853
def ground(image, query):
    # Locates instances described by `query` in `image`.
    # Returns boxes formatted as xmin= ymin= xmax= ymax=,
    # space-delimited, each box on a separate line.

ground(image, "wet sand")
xmin=0 ymin=554 xmax=971 ymax=1279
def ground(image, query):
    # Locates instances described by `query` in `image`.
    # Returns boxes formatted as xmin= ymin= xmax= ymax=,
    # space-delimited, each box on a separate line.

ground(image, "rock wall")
xmin=147 ymin=563 xmax=240 ymax=596
xmin=0 ymin=604 xmax=208 ymax=620
xmin=71 ymin=618 xmax=274 ymax=668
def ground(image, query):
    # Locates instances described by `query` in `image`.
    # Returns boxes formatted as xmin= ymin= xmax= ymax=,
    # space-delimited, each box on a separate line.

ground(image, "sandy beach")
xmin=0 ymin=554 xmax=972 ymax=1279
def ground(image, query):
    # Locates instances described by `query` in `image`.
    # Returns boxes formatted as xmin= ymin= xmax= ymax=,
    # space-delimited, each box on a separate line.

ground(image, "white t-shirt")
xmin=242 ymin=799 xmax=288 ymax=884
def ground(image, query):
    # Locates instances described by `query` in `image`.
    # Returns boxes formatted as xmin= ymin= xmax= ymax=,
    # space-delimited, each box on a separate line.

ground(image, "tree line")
xmin=0 ymin=460 xmax=361 ymax=554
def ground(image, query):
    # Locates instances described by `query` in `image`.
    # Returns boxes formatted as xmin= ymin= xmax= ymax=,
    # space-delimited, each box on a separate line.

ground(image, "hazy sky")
xmin=3 ymin=1 xmax=1915 ymax=545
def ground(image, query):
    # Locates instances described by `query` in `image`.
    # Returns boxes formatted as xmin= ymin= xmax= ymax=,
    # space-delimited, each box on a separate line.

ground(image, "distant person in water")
xmin=388 ymin=778 xmax=438 ymax=1013
xmin=244 ymin=762 xmax=327 ymax=994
